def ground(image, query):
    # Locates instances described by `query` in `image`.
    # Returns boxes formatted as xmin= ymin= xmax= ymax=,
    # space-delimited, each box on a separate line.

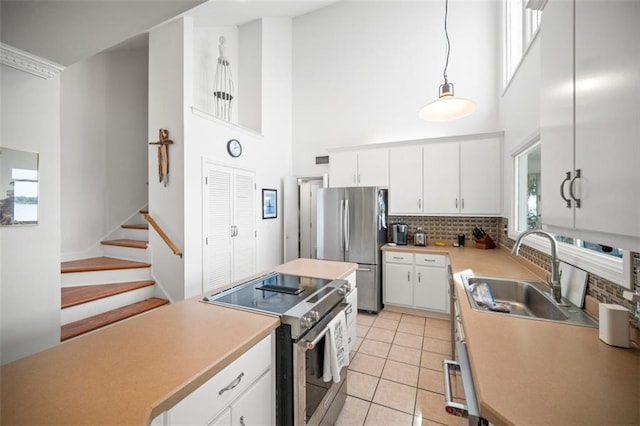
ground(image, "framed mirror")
xmin=0 ymin=147 xmax=39 ymax=226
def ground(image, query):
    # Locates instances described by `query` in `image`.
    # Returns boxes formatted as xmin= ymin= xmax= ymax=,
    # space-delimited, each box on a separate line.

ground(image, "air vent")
xmin=315 ymin=156 xmax=329 ymax=165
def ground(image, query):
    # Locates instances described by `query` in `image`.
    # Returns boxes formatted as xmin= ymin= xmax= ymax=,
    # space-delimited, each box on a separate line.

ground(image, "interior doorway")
xmin=298 ymin=177 xmax=323 ymax=259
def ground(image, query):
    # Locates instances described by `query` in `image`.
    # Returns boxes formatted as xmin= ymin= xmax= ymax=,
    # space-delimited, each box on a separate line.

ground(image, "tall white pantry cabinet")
xmin=203 ymin=161 xmax=257 ymax=293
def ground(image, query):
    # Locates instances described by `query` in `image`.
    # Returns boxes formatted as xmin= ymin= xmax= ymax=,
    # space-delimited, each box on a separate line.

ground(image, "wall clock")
xmin=227 ymin=139 xmax=242 ymax=158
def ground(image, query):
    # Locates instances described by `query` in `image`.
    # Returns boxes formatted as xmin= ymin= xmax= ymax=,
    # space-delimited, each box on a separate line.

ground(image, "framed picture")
xmin=262 ymin=189 xmax=277 ymax=219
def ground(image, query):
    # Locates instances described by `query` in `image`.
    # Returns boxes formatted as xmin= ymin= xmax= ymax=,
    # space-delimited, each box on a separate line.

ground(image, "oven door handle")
xmin=302 ymin=303 xmax=349 ymax=350
xmin=306 ymin=327 xmax=329 ymax=350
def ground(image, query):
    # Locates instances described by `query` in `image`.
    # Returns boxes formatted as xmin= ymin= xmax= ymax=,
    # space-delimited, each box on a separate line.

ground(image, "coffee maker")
xmin=392 ymin=223 xmax=408 ymax=245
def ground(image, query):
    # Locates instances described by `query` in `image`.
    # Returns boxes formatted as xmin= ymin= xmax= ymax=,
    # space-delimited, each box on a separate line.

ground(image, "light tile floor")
xmin=335 ymin=309 xmax=467 ymax=426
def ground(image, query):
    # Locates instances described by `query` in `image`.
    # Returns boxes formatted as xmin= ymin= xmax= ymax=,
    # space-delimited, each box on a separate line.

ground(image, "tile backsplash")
xmin=387 ymin=216 xmax=500 ymax=244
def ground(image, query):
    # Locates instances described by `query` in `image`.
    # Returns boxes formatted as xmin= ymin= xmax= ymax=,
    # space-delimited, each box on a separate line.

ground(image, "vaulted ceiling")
xmin=0 ymin=0 xmax=341 ymax=67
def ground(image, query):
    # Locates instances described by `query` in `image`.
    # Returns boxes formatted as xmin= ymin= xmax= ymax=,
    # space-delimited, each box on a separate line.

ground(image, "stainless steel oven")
xmin=205 ymin=272 xmax=351 ymax=425
xmin=293 ymin=301 xmax=349 ymax=425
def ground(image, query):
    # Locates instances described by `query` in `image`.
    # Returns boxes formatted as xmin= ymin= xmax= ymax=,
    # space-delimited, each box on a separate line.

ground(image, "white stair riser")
xmin=61 ymin=286 xmax=156 ymax=325
xmin=62 ymin=267 xmax=151 ymax=287
xmin=102 ymin=244 xmax=148 ymax=262
xmin=114 ymin=227 xmax=149 ymax=240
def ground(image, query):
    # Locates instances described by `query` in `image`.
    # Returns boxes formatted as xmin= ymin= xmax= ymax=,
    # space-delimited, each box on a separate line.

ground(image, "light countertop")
xmin=0 ymin=258 xmax=356 ymax=425
xmin=382 ymin=243 xmax=640 ymax=425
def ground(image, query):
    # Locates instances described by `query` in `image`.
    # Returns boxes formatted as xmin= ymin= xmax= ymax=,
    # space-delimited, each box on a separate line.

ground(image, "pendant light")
xmin=419 ymin=0 xmax=476 ymax=121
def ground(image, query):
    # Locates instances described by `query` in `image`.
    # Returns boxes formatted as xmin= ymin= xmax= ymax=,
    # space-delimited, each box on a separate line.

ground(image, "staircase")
xmin=60 ymin=213 xmax=169 ymax=341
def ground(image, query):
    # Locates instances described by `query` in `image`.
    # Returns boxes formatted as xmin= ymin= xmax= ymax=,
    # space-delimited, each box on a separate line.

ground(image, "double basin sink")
xmin=461 ymin=275 xmax=597 ymax=327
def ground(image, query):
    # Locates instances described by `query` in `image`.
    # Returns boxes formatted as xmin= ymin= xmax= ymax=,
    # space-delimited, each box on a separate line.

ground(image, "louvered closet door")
xmin=204 ymin=163 xmax=234 ymax=293
xmin=232 ymin=169 xmax=256 ymax=281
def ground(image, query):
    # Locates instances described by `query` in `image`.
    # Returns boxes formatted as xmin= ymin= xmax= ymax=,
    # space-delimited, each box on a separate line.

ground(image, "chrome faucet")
xmin=511 ymin=230 xmax=563 ymax=304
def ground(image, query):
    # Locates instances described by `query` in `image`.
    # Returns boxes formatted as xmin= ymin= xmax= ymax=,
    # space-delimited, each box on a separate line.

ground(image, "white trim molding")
xmin=0 ymin=43 xmax=64 ymax=79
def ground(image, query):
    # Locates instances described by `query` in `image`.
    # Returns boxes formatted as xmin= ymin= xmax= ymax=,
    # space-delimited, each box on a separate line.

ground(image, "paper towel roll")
xmin=599 ymin=304 xmax=629 ymax=348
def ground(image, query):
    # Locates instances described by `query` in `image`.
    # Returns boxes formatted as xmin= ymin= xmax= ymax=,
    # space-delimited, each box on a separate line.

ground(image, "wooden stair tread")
xmin=61 ymin=298 xmax=169 ymax=341
xmin=121 ymin=224 xmax=148 ymax=230
xmin=61 ymin=281 xmax=155 ymax=309
xmin=101 ymin=239 xmax=148 ymax=249
xmin=61 ymin=257 xmax=151 ymax=273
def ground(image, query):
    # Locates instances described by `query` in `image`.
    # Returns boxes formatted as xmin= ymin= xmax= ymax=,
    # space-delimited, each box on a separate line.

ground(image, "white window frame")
xmin=510 ymin=135 xmax=631 ymax=289
xmin=502 ymin=0 xmax=544 ymax=90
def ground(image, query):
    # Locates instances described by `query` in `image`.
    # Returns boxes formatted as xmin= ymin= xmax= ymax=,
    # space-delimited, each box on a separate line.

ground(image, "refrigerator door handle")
xmin=344 ymin=199 xmax=350 ymax=252
xmin=339 ymin=199 xmax=345 ymax=252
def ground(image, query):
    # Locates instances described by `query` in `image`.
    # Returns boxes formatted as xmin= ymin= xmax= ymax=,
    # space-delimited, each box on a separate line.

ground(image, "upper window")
xmin=503 ymin=0 xmax=543 ymax=88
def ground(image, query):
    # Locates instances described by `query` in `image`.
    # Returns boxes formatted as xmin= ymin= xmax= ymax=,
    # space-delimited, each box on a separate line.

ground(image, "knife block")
xmin=474 ymin=235 xmax=496 ymax=249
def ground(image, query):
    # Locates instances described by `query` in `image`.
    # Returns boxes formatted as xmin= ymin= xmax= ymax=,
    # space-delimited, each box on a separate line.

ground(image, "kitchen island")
xmin=382 ymin=244 xmax=640 ymax=426
xmin=0 ymin=258 xmax=357 ymax=425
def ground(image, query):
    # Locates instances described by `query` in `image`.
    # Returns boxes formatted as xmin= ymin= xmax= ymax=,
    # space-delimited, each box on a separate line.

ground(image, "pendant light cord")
xmin=443 ymin=0 xmax=450 ymax=84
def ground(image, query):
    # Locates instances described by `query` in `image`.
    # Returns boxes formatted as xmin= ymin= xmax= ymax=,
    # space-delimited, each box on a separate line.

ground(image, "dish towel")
xmin=322 ymin=311 xmax=349 ymax=383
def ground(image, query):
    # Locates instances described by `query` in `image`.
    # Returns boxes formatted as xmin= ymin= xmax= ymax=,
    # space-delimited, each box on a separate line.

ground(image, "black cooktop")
xmin=205 ymin=272 xmax=333 ymax=315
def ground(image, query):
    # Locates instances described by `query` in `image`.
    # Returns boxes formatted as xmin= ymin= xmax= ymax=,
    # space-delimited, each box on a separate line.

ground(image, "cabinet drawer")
xmin=167 ymin=334 xmax=272 ymax=425
xmin=384 ymin=251 xmax=413 ymax=264
xmin=414 ymin=254 xmax=445 ymax=268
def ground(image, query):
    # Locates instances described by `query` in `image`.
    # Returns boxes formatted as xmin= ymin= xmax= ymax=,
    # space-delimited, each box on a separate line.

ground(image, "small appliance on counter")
xmin=414 ymin=227 xmax=427 ymax=246
xmin=392 ymin=223 xmax=408 ymax=245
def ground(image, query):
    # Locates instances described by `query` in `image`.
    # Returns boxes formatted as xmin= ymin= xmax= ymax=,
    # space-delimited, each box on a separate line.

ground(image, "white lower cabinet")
xmin=208 ymin=371 xmax=272 ymax=426
xmin=153 ymin=333 xmax=274 ymax=426
xmin=383 ymin=251 xmax=449 ymax=313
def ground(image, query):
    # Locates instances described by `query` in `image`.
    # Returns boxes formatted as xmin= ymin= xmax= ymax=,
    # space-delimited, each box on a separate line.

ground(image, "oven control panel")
xmin=300 ymin=310 xmax=319 ymax=329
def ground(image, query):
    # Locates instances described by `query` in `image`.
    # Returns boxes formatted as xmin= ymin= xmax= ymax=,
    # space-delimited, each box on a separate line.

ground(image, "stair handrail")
xmin=142 ymin=213 xmax=183 ymax=259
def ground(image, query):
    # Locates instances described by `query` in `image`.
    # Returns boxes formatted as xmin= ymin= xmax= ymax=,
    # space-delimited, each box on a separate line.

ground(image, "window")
xmin=503 ymin=0 xmax=543 ymax=87
xmin=514 ymin=142 xmax=541 ymax=232
xmin=512 ymin=138 xmax=631 ymax=288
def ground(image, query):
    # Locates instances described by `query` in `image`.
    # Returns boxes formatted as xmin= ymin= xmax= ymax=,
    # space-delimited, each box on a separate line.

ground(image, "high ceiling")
xmin=0 ymin=0 xmax=341 ymax=67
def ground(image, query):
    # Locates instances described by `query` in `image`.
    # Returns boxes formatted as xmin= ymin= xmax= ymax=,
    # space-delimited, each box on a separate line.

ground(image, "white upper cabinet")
xmin=329 ymin=151 xmax=358 ymax=187
xmin=540 ymin=0 xmax=575 ymax=230
xmin=329 ymin=149 xmax=388 ymax=188
xmin=541 ymin=0 xmax=640 ymax=242
xmin=459 ymin=139 xmax=502 ymax=215
xmin=389 ymin=137 xmax=501 ymax=216
xmin=389 ymin=146 xmax=423 ymax=214
xmin=423 ymin=143 xmax=460 ymax=214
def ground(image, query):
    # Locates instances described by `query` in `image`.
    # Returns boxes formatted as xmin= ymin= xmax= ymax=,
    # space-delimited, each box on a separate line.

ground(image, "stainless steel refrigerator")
xmin=316 ymin=187 xmax=387 ymax=312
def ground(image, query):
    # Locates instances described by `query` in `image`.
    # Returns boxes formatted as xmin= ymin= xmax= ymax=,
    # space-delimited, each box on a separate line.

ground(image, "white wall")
xmin=148 ymin=18 xmax=188 ymax=302
xmin=238 ymin=20 xmax=263 ymax=132
xmin=292 ymin=0 xmax=500 ymax=176
xmin=60 ymin=49 xmax=149 ymax=260
xmin=183 ymin=18 xmax=293 ymax=298
xmin=1 ymin=65 xmax=61 ymax=364
xmin=498 ymin=37 xmax=541 ymax=218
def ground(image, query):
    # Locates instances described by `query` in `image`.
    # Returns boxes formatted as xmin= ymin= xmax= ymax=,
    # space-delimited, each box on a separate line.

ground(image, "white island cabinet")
xmin=383 ymin=251 xmax=449 ymax=313
xmin=152 ymin=333 xmax=274 ymax=426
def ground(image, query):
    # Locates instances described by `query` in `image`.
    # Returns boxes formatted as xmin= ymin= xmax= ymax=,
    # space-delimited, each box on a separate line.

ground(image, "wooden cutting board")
xmin=559 ymin=262 xmax=588 ymax=307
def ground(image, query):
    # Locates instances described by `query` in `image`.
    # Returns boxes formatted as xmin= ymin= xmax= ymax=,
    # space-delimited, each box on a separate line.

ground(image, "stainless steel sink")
xmin=461 ymin=275 xmax=598 ymax=327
